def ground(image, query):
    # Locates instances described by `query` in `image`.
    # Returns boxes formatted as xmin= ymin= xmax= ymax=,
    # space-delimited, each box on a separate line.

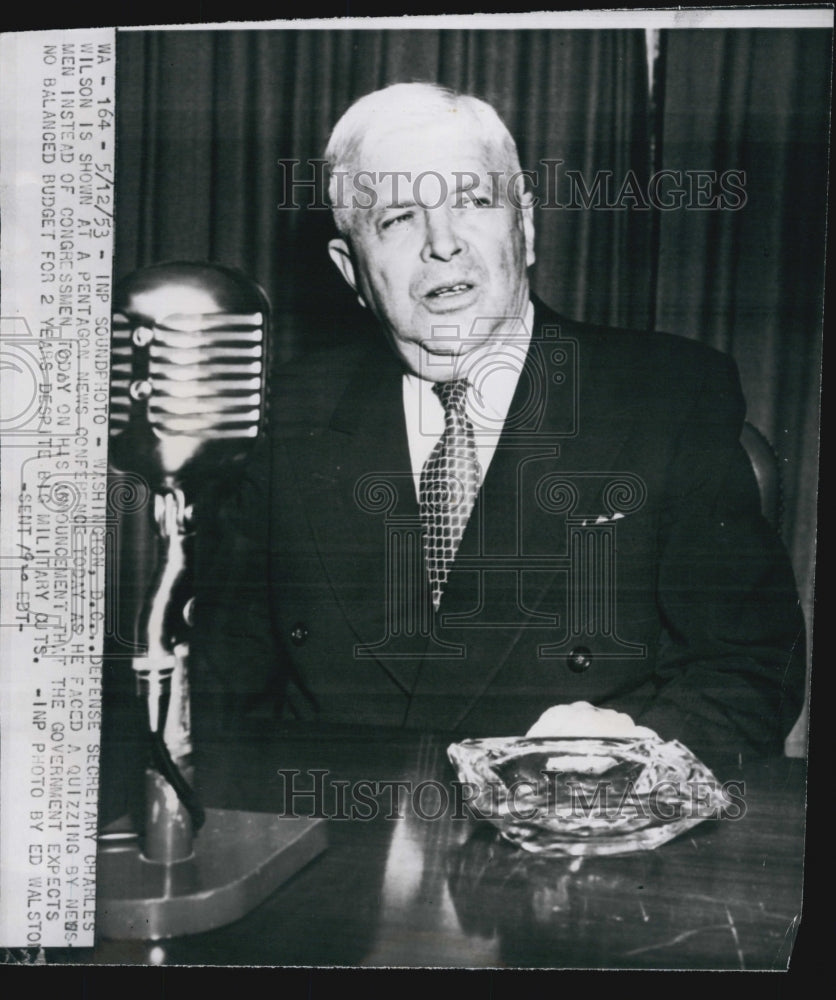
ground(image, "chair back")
xmin=740 ymin=421 xmax=783 ymax=534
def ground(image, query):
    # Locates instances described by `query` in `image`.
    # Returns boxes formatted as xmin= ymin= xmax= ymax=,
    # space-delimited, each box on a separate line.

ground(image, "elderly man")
xmin=194 ymin=83 xmax=805 ymax=764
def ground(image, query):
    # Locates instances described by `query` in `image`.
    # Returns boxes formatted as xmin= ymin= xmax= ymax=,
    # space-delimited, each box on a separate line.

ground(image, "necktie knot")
xmin=433 ymin=378 xmax=469 ymax=416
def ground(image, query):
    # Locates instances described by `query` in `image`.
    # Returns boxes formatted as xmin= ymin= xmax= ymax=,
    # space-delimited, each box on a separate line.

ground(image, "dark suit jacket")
xmin=193 ymin=298 xmax=806 ymax=763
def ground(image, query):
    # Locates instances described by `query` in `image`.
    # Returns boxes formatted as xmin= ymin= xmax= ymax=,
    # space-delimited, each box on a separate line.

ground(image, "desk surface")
xmin=83 ymin=725 xmax=806 ymax=969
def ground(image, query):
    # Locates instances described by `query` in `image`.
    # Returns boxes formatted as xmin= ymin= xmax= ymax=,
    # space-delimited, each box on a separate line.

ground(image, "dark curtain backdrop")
xmin=104 ymin=28 xmax=829 ymax=778
xmin=654 ymin=29 xmax=829 ymax=651
xmin=114 ymin=29 xmax=653 ymax=351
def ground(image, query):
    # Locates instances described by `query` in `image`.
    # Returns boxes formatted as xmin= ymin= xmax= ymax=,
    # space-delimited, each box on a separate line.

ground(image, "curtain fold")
xmin=654 ymin=28 xmax=828 ymax=643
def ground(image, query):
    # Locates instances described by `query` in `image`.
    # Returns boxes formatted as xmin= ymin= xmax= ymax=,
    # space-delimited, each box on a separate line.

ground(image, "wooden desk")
xmin=83 ymin=724 xmax=806 ymax=969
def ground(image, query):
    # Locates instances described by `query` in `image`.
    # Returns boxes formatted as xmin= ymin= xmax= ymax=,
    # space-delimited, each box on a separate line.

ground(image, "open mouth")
xmin=421 ymin=281 xmax=480 ymax=313
xmin=425 ymin=281 xmax=474 ymax=298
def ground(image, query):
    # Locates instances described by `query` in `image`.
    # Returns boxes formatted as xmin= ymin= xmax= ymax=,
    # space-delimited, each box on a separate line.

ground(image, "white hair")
xmin=324 ymin=82 xmax=524 ymax=235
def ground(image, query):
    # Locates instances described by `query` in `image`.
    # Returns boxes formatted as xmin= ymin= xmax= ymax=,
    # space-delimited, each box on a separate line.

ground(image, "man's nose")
xmin=421 ymin=209 xmax=465 ymax=262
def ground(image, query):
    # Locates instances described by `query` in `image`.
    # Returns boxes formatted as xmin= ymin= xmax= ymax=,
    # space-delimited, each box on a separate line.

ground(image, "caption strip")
xmin=0 ymin=28 xmax=115 ymax=949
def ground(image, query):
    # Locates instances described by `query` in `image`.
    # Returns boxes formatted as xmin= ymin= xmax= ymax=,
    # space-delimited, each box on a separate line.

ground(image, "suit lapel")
xmin=284 ymin=345 xmax=426 ymax=695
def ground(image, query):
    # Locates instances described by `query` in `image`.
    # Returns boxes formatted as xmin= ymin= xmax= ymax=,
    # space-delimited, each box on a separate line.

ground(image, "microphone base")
xmin=95 ymin=808 xmax=327 ymax=941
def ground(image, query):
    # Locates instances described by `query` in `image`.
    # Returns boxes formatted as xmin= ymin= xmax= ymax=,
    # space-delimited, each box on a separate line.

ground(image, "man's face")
xmin=328 ymin=119 xmax=535 ymax=382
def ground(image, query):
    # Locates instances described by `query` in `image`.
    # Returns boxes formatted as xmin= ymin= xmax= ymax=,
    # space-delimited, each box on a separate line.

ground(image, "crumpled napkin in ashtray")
xmin=447 ymin=705 xmax=733 ymax=857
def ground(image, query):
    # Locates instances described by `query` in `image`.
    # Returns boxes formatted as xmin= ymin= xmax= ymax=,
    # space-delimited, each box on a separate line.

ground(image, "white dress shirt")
xmin=403 ymin=301 xmax=534 ymax=499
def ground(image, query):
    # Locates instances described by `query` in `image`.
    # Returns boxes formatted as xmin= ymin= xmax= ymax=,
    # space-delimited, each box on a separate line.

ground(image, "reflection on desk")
xmin=81 ymin=724 xmax=805 ymax=969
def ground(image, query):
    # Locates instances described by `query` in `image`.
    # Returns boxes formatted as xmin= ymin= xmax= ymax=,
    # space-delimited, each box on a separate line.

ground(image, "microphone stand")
xmin=96 ymin=481 xmax=327 ymax=941
xmin=135 ymin=487 xmax=202 ymax=864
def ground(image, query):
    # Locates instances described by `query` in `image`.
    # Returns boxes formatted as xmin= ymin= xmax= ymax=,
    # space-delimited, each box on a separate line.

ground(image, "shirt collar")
xmin=404 ymin=300 xmax=534 ymax=423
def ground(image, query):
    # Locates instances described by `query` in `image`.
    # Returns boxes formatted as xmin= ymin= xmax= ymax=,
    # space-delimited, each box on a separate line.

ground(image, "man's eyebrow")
xmin=379 ymin=198 xmax=418 ymax=211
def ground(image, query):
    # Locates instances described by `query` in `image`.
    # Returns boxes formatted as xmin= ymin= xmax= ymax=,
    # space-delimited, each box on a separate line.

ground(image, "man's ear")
xmin=328 ymin=238 xmax=365 ymax=307
xmin=520 ymin=196 xmax=536 ymax=269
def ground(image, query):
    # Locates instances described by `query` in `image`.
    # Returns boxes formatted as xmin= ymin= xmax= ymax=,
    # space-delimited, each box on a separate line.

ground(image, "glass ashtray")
xmin=447 ymin=735 xmax=734 ymax=857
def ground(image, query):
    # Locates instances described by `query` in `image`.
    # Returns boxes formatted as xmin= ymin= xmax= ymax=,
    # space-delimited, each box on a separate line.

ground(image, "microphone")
xmin=109 ymin=260 xmax=269 ymax=493
xmin=107 ymin=261 xmax=270 ymax=842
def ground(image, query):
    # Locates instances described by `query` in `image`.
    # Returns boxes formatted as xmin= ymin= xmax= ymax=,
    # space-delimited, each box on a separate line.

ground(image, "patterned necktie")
xmin=419 ymin=379 xmax=481 ymax=610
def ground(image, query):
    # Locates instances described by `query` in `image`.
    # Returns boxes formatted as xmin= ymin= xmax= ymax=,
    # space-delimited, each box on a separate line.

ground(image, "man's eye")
xmin=381 ymin=211 xmax=414 ymax=230
xmin=459 ymin=194 xmax=491 ymax=209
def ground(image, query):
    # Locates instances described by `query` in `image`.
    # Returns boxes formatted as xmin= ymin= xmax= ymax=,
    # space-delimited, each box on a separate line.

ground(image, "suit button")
xmin=567 ymin=647 xmax=592 ymax=673
xmin=290 ymin=623 xmax=309 ymax=646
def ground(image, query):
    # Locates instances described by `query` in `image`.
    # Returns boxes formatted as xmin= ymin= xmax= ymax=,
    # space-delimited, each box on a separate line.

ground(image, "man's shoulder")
xmin=267 ymin=336 xmax=384 ymax=434
xmin=271 ymin=338 xmax=375 ymax=389
xmin=534 ymin=298 xmax=738 ymax=387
